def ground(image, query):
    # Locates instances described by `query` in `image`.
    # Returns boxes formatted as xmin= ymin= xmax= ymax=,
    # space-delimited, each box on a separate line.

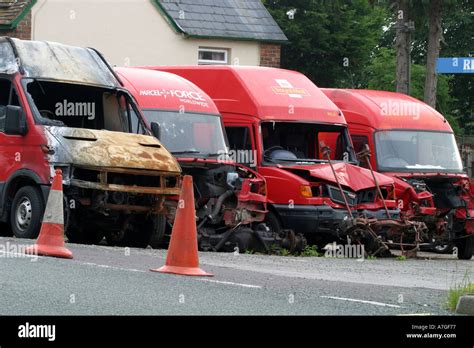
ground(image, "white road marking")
xmin=80 ymin=261 xmax=148 ymax=273
xmin=197 ymin=278 xmax=262 ymax=289
xmin=3 ymin=253 xmax=264 ymax=289
xmin=79 ymin=262 xmax=263 ymax=289
xmin=321 ymin=295 xmax=403 ymax=308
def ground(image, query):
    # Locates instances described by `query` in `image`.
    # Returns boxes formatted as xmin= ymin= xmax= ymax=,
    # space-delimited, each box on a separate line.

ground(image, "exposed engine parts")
xmin=164 ymin=163 xmax=305 ymax=254
xmin=198 ymin=225 xmax=307 ymax=254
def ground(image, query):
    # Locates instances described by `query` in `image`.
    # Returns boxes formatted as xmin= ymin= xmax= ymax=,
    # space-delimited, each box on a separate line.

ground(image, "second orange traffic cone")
xmin=151 ymin=175 xmax=212 ymax=276
xmin=25 ymin=169 xmax=73 ymax=259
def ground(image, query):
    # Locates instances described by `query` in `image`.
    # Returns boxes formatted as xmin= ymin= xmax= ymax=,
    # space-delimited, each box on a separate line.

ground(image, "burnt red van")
xmin=0 ymin=38 xmax=181 ymax=247
xmin=115 ymin=67 xmax=305 ymax=253
xmin=322 ymin=89 xmax=473 ymax=259
xmin=149 ymin=66 xmax=402 ymax=251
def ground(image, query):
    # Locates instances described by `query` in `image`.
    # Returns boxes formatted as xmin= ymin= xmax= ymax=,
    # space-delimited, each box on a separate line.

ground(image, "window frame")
xmin=224 ymin=125 xmax=257 ymax=168
xmin=198 ymin=48 xmax=229 ymax=65
xmin=0 ymin=77 xmax=21 ymax=134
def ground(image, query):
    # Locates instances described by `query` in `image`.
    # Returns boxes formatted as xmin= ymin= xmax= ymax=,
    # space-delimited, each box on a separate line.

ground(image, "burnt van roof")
xmin=149 ymin=65 xmax=346 ymax=124
xmin=0 ymin=37 xmax=119 ymax=88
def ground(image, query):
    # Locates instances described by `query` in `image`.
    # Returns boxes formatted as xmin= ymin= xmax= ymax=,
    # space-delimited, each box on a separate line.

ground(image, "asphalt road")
xmin=0 ymin=237 xmax=471 ymax=315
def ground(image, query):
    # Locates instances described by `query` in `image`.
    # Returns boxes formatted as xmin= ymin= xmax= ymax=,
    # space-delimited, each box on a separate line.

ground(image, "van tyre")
xmin=265 ymin=211 xmax=282 ymax=234
xmin=10 ymin=186 xmax=45 ymax=239
xmin=148 ymin=214 xmax=167 ymax=249
xmin=456 ymin=236 xmax=473 ymax=260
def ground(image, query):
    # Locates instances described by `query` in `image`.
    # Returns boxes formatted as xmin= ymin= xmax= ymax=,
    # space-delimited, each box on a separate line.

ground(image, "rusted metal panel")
xmin=71 ymin=178 xmax=180 ymax=195
xmin=45 ymin=126 xmax=181 ymax=173
xmin=78 ymin=198 xmax=167 ymax=214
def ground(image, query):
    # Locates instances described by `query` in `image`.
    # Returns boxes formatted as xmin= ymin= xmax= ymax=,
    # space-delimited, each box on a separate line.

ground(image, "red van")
xmin=115 ymin=67 xmax=305 ymax=253
xmin=322 ymin=89 xmax=473 ymax=260
xmin=0 ymin=38 xmax=181 ymax=247
xmin=149 ymin=66 xmax=404 ymax=252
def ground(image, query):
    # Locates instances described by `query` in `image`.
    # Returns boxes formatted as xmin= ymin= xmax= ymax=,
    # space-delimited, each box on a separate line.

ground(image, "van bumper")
xmin=272 ymin=204 xmax=399 ymax=236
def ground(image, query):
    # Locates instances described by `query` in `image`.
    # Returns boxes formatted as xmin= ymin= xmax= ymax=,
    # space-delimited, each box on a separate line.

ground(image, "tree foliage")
xmin=263 ymin=0 xmax=387 ymax=87
xmin=366 ymin=48 xmax=460 ymax=134
xmin=264 ymin=0 xmax=473 ymax=135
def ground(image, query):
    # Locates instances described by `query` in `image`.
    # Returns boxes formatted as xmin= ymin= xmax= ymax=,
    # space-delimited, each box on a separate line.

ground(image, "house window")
xmin=198 ymin=48 xmax=229 ymax=65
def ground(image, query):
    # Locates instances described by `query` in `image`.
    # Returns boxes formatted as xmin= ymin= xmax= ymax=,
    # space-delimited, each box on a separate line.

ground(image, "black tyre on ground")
xmin=432 ymin=243 xmax=454 ymax=254
xmin=456 ymin=236 xmax=473 ymax=260
xmin=265 ymin=211 xmax=282 ymax=234
xmin=10 ymin=186 xmax=45 ymax=239
xmin=148 ymin=214 xmax=167 ymax=249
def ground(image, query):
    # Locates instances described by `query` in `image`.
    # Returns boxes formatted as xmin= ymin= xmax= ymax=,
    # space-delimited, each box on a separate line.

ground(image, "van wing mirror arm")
xmin=151 ymin=122 xmax=161 ymax=140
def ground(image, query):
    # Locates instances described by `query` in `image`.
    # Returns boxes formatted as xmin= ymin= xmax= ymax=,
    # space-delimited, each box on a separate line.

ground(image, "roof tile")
xmin=0 ymin=0 xmax=32 ymax=27
xmin=157 ymin=0 xmax=287 ymax=42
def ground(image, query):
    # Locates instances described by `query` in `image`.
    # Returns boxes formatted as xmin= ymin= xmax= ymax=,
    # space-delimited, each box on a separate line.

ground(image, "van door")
xmin=225 ymin=125 xmax=257 ymax=169
xmin=350 ymin=132 xmax=376 ymax=169
xmin=0 ymin=77 xmax=22 ymax=213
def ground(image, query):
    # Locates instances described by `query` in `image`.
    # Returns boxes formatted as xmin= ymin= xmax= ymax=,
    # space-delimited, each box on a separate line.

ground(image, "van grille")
xmin=73 ymin=167 xmax=180 ymax=189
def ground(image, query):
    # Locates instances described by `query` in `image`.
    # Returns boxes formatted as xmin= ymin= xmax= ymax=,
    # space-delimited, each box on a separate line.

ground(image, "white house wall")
xmin=31 ymin=0 xmax=261 ymax=66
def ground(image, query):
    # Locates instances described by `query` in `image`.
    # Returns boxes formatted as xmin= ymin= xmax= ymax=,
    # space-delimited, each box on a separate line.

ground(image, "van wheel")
xmin=265 ymin=211 xmax=282 ymax=234
xmin=10 ymin=186 xmax=45 ymax=239
xmin=148 ymin=215 xmax=167 ymax=249
xmin=456 ymin=236 xmax=473 ymax=260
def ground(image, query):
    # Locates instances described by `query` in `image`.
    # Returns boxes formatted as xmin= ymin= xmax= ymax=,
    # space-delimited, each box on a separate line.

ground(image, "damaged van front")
xmin=0 ymin=37 xmax=181 ymax=246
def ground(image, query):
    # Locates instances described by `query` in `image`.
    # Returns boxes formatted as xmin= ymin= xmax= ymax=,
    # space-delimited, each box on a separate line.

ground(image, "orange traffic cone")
xmin=25 ymin=169 xmax=73 ymax=259
xmin=151 ymin=175 xmax=212 ymax=276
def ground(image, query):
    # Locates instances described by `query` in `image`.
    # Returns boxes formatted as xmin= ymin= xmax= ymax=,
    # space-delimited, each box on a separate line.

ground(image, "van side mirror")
xmin=5 ymin=105 xmax=27 ymax=136
xmin=150 ymin=121 xmax=160 ymax=140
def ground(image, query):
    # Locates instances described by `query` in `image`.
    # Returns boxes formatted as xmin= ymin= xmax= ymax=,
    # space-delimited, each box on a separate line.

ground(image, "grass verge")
xmin=447 ymin=275 xmax=474 ymax=311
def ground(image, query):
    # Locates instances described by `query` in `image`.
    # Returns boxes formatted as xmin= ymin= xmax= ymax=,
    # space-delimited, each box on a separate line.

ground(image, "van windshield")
xmin=23 ymin=79 xmax=147 ymax=134
xmin=261 ymin=121 xmax=355 ymax=164
xmin=142 ymin=110 xmax=228 ymax=157
xmin=375 ymin=130 xmax=463 ymax=172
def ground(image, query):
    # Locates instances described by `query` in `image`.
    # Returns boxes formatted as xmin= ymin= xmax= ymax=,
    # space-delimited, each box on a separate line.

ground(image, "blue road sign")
xmin=436 ymin=57 xmax=474 ymax=74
